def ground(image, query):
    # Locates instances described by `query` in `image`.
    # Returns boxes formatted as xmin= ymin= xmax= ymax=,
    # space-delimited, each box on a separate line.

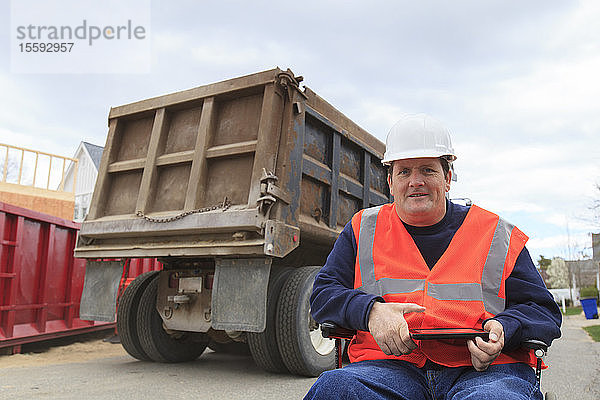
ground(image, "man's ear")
xmin=445 ymin=169 xmax=452 ymax=192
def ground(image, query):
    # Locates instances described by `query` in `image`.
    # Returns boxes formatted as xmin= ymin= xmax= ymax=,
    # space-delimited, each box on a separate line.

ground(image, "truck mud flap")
xmin=211 ymin=258 xmax=271 ymax=333
xmin=79 ymin=260 xmax=125 ymax=322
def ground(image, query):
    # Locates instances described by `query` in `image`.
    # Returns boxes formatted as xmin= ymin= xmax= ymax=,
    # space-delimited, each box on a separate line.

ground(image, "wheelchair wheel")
xmin=276 ymin=266 xmax=335 ymax=377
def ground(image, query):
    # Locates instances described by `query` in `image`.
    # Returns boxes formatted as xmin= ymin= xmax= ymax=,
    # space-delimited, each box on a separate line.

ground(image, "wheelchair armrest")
xmin=321 ymin=325 xmax=550 ymax=354
xmin=522 ymin=339 xmax=549 ymax=361
xmin=522 ymin=339 xmax=550 ymax=385
xmin=321 ymin=322 xmax=356 ymax=340
xmin=522 ymin=339 xmax=549 ymax=352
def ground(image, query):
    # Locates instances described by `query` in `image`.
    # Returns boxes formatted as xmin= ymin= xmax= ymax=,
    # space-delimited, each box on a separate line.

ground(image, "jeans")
xmin=304 ymin=360 xmax=542 ymax=400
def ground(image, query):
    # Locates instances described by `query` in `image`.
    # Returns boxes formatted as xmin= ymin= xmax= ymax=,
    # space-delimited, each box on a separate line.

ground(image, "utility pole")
xmin=572 ymin=272 xmax=578 ymax=305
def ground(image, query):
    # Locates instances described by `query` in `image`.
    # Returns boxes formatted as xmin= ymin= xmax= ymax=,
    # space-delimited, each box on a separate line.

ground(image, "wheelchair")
xmin=321 ymin=323 xmax=557 ymax=400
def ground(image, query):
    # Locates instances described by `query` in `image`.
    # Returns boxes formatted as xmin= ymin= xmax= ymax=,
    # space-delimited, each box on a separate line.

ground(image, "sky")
xmin=1 ymin=0 xmax=599 ymax=264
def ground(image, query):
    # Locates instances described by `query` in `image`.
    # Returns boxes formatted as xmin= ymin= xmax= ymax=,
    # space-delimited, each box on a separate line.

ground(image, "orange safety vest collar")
xmin=348 ymin=203 xmax=538 ymax=368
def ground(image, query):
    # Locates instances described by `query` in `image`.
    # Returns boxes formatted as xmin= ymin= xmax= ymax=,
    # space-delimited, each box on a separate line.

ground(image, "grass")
xmin=562 ymin=306 xmax=582 ymax=316
xmin=583 ymin=325 xmax=600 ymax=342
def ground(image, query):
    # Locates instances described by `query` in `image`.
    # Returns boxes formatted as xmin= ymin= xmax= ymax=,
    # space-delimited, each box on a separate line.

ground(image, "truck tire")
xmin=276 ymin=266 xmax=335 ymax=377
xmin=137 ymin=276 xmax=209 ymax=363
xmin=116 ymin=270 xmax=159 ymax=361
xmin=248 ymin=267 xmax=293 ymax=373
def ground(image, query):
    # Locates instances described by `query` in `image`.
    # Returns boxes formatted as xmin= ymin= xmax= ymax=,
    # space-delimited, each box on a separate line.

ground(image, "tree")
xmin=546 ymin=257 xmax=569 ymax=289
xmin=537 ymin=255 xmax=551 ymax=270
xmin=591 ymin=182 xmax=600 ymax=227
xmin=0 ymin=156 xmax=19 ymax=182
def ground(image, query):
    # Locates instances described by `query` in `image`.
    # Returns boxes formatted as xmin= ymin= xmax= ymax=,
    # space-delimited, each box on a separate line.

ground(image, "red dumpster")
xmin=0 ymin=201 xmax=160 ymax=354
xmin=121 ymin=258 xmax=163 ymax=291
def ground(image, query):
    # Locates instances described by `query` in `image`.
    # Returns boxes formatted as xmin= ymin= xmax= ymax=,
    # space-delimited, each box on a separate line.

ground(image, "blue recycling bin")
xmin=580 ymin=298 xmax=599 ymax=319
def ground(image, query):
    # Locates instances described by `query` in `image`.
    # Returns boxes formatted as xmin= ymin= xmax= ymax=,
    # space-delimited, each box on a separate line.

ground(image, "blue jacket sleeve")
xmin=491 ymin=247 xmax=562 ymax=351
xmin=310 ymin=222 xmax=382 ymax=331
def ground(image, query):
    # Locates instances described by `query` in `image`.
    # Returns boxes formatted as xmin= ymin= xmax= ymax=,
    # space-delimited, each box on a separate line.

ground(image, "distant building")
xmin=0 ymin=143 xmax=77 ymax=220
xmin=565 ymin=259 xmax=600 ymax=289
xmin=64 ymin=142 xmax=103 ymax=222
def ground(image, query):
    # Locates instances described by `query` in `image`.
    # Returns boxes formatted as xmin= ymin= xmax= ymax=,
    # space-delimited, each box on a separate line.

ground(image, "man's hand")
xmin=367 ymin=302 xmax=425 ymax=356
xmin=467 ymin=319 xmax=504 ymax=371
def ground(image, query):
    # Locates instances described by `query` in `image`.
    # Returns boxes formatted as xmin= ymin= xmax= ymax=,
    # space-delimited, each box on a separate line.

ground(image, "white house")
xmin=64 ymin=142 xmax=104 ymax=221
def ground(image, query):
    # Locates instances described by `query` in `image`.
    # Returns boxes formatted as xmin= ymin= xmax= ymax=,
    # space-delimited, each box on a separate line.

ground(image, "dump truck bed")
xmin=74 ymin=68 xmax=389 ymax=262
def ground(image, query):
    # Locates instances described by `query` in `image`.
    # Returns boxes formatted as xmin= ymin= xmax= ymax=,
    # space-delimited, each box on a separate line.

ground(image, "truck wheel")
xmin=248 ymin=267 xmax=293 ymax=373
xmin=137 ymin=276 xmax=209 ymax=362
xmin=276 ymin=266 xmax=335 ymax=377
xmin=116 ymin=270 xmax=159 ymax=361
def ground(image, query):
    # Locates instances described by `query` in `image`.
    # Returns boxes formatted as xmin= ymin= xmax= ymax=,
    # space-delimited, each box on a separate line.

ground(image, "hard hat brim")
xmin=381 ymin=150 xmax=456 ymax=166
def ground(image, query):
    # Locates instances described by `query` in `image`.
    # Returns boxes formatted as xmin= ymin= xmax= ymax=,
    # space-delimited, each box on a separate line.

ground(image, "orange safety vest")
xmin=348 ymin=203 xmax=538 ymax=368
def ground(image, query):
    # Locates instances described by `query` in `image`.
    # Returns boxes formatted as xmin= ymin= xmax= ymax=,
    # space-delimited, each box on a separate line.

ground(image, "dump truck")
xmin=75 ymin=68 xmax=389 ymax=377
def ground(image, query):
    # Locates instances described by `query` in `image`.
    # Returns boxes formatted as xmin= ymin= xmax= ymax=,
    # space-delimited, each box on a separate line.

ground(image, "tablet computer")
xmin=410 ymin=328 xmax=489 ymax=340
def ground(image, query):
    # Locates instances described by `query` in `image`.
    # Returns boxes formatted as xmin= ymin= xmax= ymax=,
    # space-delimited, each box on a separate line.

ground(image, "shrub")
xmin=580 ymin=286 xmax=599 ymax=299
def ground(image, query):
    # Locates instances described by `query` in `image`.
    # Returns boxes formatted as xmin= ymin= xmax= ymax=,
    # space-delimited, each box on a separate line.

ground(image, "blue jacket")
xmin=310 ymin=200 xmax=562 ymax=352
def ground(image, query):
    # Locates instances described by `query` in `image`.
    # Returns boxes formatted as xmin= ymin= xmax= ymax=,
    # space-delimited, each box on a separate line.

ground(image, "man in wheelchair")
xmin=306 ymin=114 xmax=562 ymax=399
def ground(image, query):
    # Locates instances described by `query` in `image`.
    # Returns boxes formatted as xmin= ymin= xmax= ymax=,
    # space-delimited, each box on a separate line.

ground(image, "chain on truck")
xmin=75 ymin=68 xmax=390 ymax=377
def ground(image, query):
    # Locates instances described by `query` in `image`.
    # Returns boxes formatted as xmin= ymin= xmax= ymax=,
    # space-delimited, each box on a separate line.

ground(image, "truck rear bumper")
xmin=74 ymin=210 xmax=300 ymax=259
xmin=78 ymin=208 xmax=263 ymax=239
xmin=74 ymin=239 xmax=266 ymax=259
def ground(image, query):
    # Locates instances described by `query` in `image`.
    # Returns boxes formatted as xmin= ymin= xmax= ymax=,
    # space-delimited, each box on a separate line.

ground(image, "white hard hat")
xmin=381 ymin=113 xmax=456 ymax=165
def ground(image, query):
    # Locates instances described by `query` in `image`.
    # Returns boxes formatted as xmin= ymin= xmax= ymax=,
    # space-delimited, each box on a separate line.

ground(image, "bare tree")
xmin=591 ymin=183 xmax=600 ymax=227
xmin=547 ymin=257 xmax=569 ymax=289
xmin=0 ymin=156 xmax=23 ymax=183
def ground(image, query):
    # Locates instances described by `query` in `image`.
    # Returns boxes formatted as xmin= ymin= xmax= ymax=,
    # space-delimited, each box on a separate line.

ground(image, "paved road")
xmin=542 ymin=313 xmax=600 ymax=399
xmin=0 ymin=347 xmax=316 ymax=400
xmin=1 ymin=314 xmax=598 ymax=399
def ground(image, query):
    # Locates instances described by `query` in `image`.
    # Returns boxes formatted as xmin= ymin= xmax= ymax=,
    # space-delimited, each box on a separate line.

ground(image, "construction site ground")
xmin=0 ymin=313 xmax=598 ymax=399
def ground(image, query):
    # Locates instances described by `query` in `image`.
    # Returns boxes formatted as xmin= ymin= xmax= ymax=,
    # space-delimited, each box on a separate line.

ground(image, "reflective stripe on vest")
xmin=356 ymin=206 xmax=515 ymax=315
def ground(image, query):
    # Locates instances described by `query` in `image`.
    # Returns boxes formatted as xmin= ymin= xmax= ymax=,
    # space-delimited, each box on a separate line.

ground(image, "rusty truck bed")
xmin=74 ymin=68 xmax=389 ymax=264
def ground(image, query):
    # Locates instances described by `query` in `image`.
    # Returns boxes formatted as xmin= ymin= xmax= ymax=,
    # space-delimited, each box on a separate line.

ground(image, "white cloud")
xmin=353 ymin=100 xmax=407 ymax=140
xmin=153 ymin=31 xmax=188 ymax=53
xmin=480 ymin=57 xmax=600 ymax=135
xmin=549 ymin=0 xmax=600 ymax=55
xmin=1 ymin=0 xmax=599 ymax=262
xmin=541 ymin=212 xmax=598 ymax=232
xmin=528 ymin=232 xmax=593 ymax=260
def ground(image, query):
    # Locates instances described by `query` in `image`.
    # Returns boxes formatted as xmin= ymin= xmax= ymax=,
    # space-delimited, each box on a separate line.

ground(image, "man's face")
xmin=387 ymin=158 xmax=452 ymax=226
